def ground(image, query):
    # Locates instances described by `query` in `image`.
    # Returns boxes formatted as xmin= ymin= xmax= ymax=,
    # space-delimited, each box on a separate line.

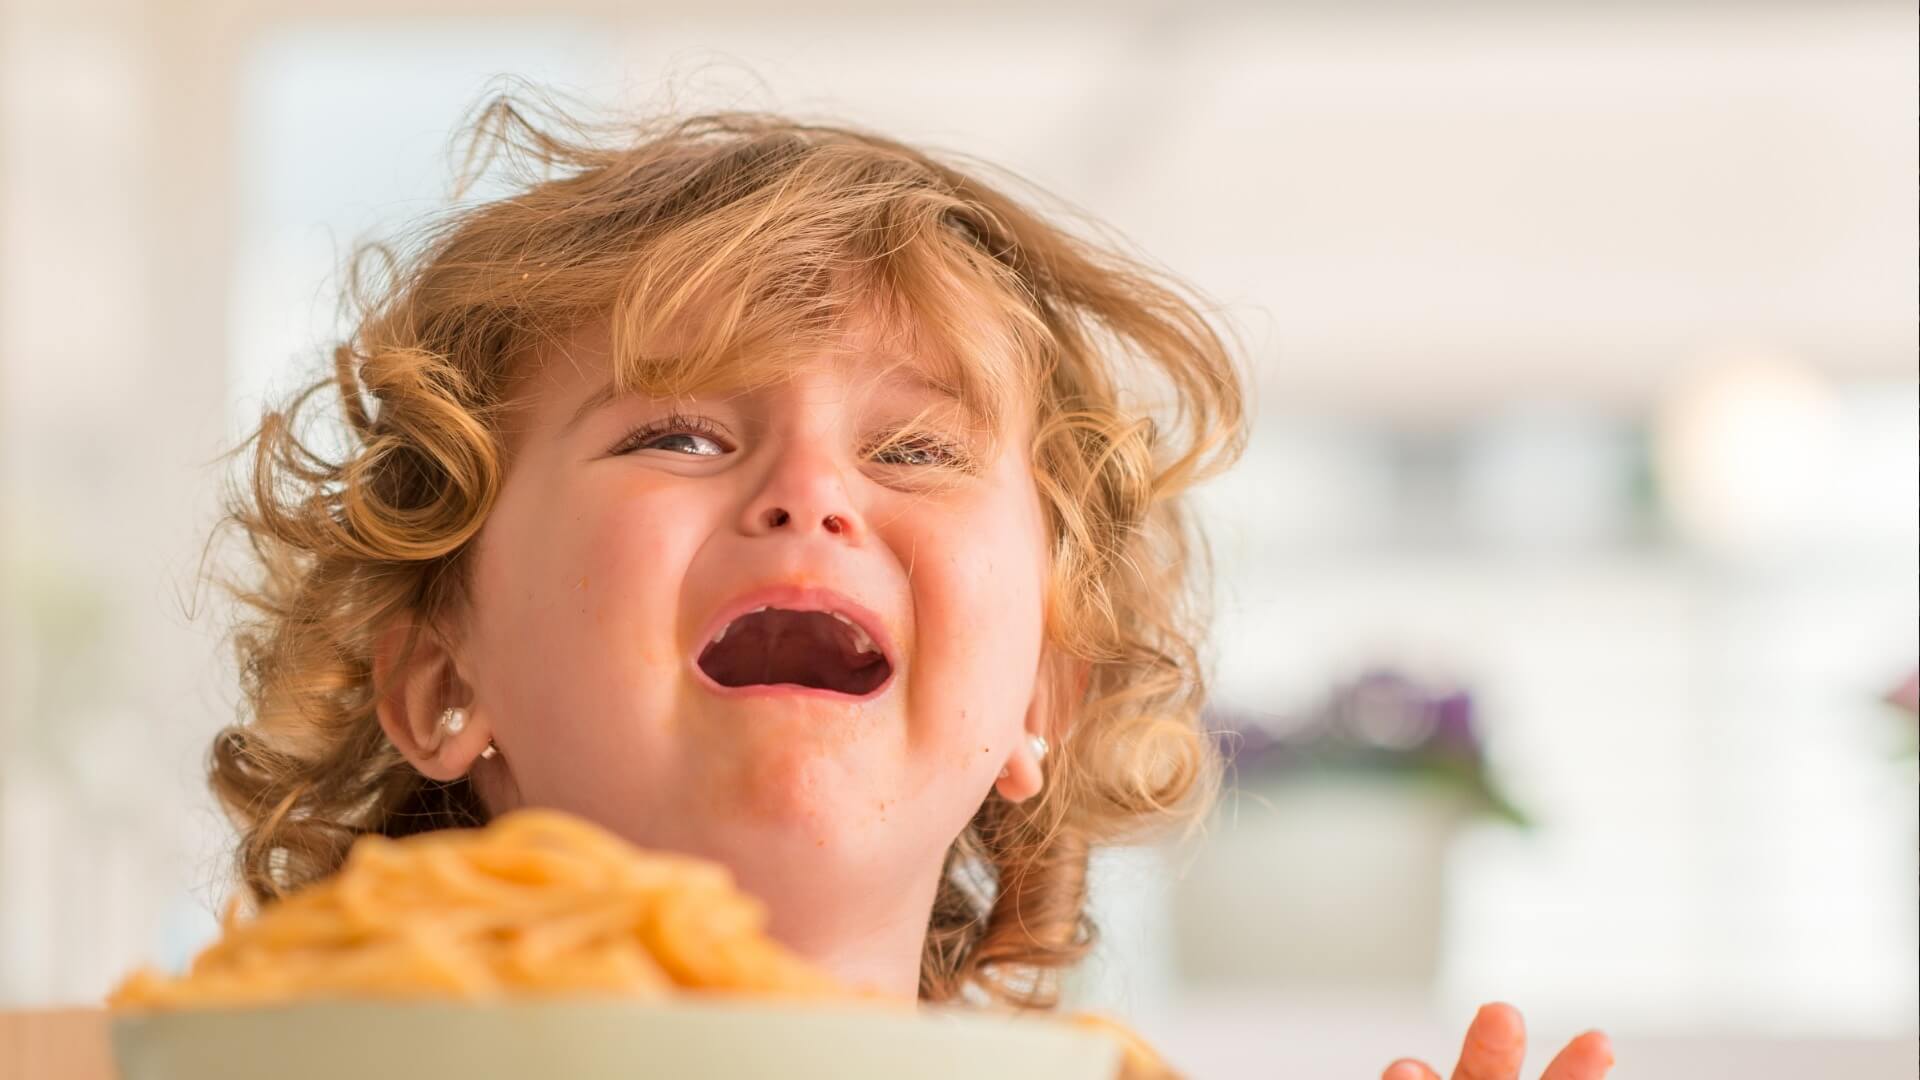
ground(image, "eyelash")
xmin=867 ymin=432 xmax=969 ymax=469
xmin=611 ymin=411 xmax=732 ymax=457
xmin=609 ymin=412 xmax=972 ymax=470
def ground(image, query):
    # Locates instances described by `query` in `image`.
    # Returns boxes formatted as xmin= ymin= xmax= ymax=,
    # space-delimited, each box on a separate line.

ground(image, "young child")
xmin=208 ymin=93 xmax=1612 ymax=1079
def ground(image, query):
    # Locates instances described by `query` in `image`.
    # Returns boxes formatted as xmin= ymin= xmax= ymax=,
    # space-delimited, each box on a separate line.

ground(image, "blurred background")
xmin=1 ymin=0 xmax=1914 ymax=1076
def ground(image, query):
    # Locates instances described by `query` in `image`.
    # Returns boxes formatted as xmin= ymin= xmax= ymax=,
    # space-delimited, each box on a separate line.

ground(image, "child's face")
xmin=453 ymin=312 xmax=1054 ymax=919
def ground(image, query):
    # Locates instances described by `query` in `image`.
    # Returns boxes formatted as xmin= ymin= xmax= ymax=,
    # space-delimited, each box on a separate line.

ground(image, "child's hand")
xmin=1380 ymin=1002 xmax=1614 ymax=1080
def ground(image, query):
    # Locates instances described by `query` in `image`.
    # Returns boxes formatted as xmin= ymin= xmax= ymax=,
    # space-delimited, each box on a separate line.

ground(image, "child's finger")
xmin=1538 ymin=1030 xmax=1615 ymax=1080
xmin=1449 ymin=1002 xmax=1527 ymax=1080
xmin=1382 ymin=1059 xmax=1442 ymax=1080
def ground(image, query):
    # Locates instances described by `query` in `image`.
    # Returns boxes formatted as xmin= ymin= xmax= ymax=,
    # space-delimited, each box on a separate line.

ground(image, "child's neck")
xmin=758 ymin=861 xmax=941 ymax=1004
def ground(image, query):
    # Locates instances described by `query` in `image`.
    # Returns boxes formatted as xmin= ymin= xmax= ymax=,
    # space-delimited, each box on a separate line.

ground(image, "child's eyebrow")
xmin=563 ymin=379 xmax=630 ymax=435
xmin=560 ymin=363 xmax=966 ymax=436
xmin=851 ymin=364 xmax=967 ymax=407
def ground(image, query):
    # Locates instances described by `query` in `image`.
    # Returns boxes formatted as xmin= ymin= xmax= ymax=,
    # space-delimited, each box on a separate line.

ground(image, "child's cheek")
xmin=574 ymin=489 xmax=698 ymax=668
xmin=911 ymin=539 xmax=1045 ymax=782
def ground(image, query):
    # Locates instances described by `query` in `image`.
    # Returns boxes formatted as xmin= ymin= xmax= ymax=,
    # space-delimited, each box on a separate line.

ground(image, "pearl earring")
xmin=437 ymin=707 xmax=497 ymax=761
xmin=999 ymin=735 xmax=1050 ymax=783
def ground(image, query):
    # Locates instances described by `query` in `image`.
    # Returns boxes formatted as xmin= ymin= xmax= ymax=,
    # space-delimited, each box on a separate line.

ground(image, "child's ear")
xmin=995 ymin=649 xmax=1087 ymax=803
xmin=1033 ymin=651 xmax=1091 ymax=741
xmin=1067 ymin=656 xmax=1092 ymax=711
xmin=372 ymin=616 xmax=482 ymax=782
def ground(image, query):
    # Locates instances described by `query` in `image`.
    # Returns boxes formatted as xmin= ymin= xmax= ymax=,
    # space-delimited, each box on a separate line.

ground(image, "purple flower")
xmin=1430 ymin=690 xmax=1481 ymax=754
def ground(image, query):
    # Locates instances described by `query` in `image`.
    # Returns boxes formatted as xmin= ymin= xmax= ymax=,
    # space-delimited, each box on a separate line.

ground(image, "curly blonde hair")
xmin=210 ymin=91 xmax=1247 ymax=1010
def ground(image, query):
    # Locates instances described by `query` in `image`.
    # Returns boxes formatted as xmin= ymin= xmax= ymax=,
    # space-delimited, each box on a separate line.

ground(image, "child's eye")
xmin=869 ymin=432 xmax=968 ymax=469
xmin=611 ymin=412 xmax=731 ymax=458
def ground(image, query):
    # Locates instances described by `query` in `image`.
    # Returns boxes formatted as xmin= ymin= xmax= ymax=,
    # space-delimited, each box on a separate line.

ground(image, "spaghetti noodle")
xmin=107 ymin=809 xmax=842 ymax=1009
xmin=106 ymin=808 xmax=1176 ymax=1077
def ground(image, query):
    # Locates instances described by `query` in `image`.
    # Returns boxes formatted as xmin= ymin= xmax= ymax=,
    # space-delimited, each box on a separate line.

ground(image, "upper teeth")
xmin=710 ymin=605 xmax=768 ymax=645
xmin=829 ymin=611 xmax=879 ymax=655
xmin=708 ymin=607 xmax=880 ymax=656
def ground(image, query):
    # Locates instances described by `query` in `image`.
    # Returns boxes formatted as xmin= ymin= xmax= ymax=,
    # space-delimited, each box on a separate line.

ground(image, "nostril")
xmin=823 ymin=514 xmax=842 ymax=534
xmin=767 ymin=508 xmax=790 ymax=528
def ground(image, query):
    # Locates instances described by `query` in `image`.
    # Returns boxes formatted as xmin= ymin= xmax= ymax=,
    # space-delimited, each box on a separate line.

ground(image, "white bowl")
xmin=110 ymin=998 xmax=1120 ymax=1080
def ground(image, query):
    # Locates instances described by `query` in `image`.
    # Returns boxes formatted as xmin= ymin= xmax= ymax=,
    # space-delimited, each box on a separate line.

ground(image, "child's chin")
xmin=725 ymin=741 xmax=885 ymax=825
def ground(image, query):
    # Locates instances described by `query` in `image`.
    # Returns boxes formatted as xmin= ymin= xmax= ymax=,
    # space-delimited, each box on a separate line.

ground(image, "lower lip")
xmin=689 ymin=660 xmax=894 ymax=704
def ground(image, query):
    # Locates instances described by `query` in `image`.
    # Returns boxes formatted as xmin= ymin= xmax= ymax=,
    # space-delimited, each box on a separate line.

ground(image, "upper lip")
xmin=693 ymin=582 xmax=898 ymax=673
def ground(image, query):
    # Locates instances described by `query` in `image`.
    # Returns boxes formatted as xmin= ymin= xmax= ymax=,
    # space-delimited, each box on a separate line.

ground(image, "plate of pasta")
xmin=105 ymin=810 xmax=1146 ymax=1079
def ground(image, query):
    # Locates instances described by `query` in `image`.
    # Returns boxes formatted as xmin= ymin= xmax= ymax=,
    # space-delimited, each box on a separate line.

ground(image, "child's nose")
xmin=758 ymin=506 xmax=854 ymax=537
xmin=740 ymin=448 xmax=865 ymax=543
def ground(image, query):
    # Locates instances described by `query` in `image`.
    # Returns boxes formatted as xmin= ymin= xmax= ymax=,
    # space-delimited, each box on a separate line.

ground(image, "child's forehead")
xmin=554 ymin=354 xmax=966 ymax=429
xmin=527 ymin=303 xmax=1008 ymax=422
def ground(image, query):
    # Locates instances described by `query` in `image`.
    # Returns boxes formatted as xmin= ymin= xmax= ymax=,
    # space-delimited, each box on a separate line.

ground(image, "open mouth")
xmin=695 ymin=607 xmax=893 ymax=697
